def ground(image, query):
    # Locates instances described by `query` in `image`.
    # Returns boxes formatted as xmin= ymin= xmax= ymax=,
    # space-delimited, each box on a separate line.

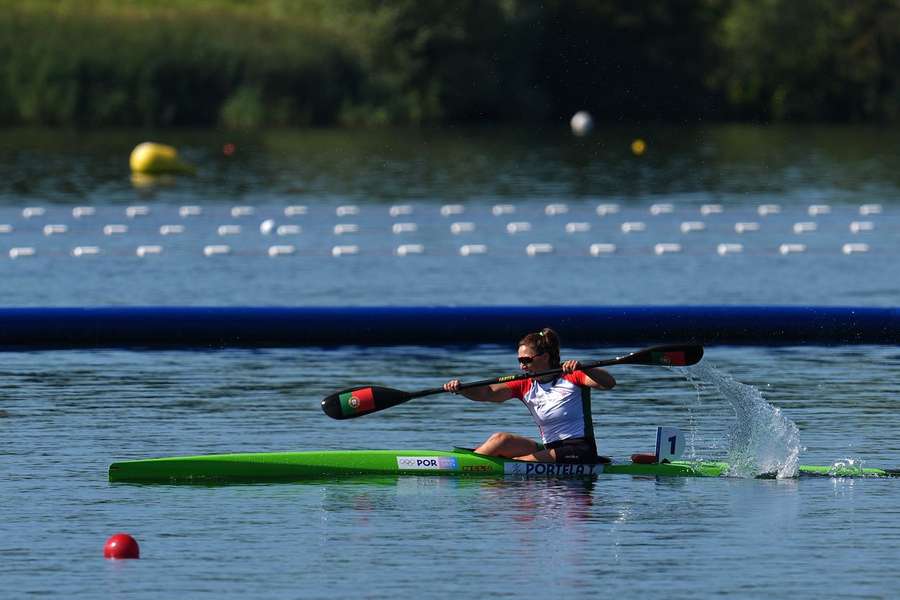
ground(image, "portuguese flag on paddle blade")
xmin=652 ymin=351 xmax=687 ymax=366
xmin=339 ymin=387 xmax=376 ymax=416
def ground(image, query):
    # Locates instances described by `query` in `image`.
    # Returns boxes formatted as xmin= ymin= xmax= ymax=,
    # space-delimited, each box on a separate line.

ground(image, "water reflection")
xmin=280 ymin=475 xmax=604 ymax=525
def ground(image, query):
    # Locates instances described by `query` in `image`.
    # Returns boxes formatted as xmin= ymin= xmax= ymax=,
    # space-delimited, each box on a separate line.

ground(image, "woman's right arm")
xmin=443 ymin=380 xmax=515 ymax=403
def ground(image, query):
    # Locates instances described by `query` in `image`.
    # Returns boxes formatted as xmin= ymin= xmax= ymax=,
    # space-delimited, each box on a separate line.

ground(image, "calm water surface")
xmin=2 ymin=346 xmax=900 ymax=598
xmin=1 ymin=126 xmax=899 ymax=598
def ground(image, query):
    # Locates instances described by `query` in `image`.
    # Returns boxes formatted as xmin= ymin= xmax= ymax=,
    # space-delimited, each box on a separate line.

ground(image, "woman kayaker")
xmin=443 ymin=328 xmax=615 ymax=463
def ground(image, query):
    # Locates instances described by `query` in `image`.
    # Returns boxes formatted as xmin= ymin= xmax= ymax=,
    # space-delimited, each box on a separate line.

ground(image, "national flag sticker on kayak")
xmin=339 ymin=387 xmax=375 ymax=416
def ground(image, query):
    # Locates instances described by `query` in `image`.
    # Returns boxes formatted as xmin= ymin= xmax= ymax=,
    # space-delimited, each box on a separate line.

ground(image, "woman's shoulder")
xmin=561 ymin=371 xmax=590 ymax=386
xmin=504 ymin=376 xmax=533 ymax=397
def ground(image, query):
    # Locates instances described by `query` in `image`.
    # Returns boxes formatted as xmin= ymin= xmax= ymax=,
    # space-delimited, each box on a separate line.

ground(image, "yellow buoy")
xmin=631 ymin=139 xmax=647 ymax=156
xmin=129 ymin=142 xmax=195 ymax=175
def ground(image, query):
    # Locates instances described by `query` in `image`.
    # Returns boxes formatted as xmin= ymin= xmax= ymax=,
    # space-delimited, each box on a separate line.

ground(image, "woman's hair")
xmin=518 ymin=328 xmax=561 ymax=367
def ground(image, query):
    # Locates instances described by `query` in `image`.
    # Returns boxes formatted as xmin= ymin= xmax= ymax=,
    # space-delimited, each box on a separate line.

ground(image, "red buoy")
xmin=104 ymin=533 xmax=140 ymax=559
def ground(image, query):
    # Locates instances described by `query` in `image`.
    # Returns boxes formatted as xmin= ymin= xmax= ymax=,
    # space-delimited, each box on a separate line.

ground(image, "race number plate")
xmin=655 ymin=426 xmax=685 ymax=462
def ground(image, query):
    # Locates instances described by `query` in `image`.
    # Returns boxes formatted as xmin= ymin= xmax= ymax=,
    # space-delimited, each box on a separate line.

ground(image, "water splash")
xmin=684 ymin=363 xmax=801 ymax=479
xmin=829 ymin=458 xmax=867 ymax=477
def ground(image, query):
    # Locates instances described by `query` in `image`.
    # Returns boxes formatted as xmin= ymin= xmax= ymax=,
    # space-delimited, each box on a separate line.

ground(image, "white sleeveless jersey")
xmin=504 ymin=372 xmax=593 ymax=444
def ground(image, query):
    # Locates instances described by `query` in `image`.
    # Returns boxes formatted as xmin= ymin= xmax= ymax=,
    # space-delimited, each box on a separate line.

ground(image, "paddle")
xmin=321 ymin=343 xmax=703 ymax=420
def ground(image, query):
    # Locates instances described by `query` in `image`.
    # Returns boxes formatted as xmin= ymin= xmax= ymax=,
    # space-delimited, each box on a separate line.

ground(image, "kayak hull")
xmin=108 ymin=449 xmax=896 ymax=483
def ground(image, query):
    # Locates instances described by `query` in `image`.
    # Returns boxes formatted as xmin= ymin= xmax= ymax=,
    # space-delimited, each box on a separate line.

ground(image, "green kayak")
xmin=108 ymin=448 xmax=899 ymax=483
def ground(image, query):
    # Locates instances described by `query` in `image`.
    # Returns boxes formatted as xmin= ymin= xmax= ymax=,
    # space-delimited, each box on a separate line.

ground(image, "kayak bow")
xmin=108 ymin=448 xmax=899 ymax=483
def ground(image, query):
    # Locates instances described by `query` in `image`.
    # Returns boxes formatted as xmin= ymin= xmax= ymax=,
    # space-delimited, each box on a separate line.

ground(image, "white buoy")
xmin=389 ymin=205 xmax=414 ymax=217
xmin=589 ymin=243 xmax=617 ymax=256
xmin=43 ymin=224 xmax=68 ymax=236
xmin=492 ymin=204 xmax=515 ymax=216
xmin=72 ymin=246 xmax=100 ymax=257
xmin=650 ymin=203 xmax=674 ymax=216
xmin=259 ymin=219 xmax=276 ymax=235
xmin=136 ymin=245 xmax=163 ymax=257
xmin=336 ymin=205 xmax=359 ymax=217
xmin=203 ymin=244 xmax=231 ymax=256
xmin=506 ymin=222 xmax=532 ymax=234
xmin=459 ymin=244 xmax=487 ymax=256
xmin=849 ymin=221 xmax=874 ymax=234
xmin=545 ymin=203 xmax=568 ymax=216
xmin=842 ymin=243 xmax=869 ymax=255
xmin=179 ymin=205 xmax=202 ymax=217
xmin=808 ymin=204 xmax=831 ymax=216
xmin=734 ymin=222 xmax=760 ymax=233
xmin=276 ymin=225 xmax=301 ymax=236
xmin=332 ymin=245 xmax=359 ymax=256
xmin=440 ymin=204 xmax=465 ymax=217
xmin=792 ymin=222 xmax=817 ymax=234
xmin=526 ymin=243 xmax=554 ymax=256
xmin=595 ymin=203 xmax=620 ymax=216
xmin=267 ymin=245 xmax=296 ymax=257
xmin=570 ymin=111 xmax=593 ymax=136
xmin=779 ymin=243 xmax=806 ymax=255
xmin=22 ymin=207 xmax=45 ymax=218
xmin=103 ymin=224 xmax=128 ymax=235
xmin=565 ymin=222 xmax=591 ymax=233
xmin=395 ymin=244 xmax=425 ymax=256
xmin=333 ymin=224 xmax=359 ymax=235
xmin=450 ymin=222 xmax=475 ymax=234
xmin=700 ymin=204 xmax=723 ymax=215
xmin=859 ymin=204 xmax=882 ymax=216
xmin=231 ymin=206 xmax=255 ymax=218
xmin=72 ymin=206 xmax=95 ymax=218
xmin=621 ymin=222 xmax=647 ymax=233
xmin=758 ymin=204 xmax=781 ymax=216
xmin=284 ymin=205 xmax=308 ymax=217
xmin=679 ymin=221 xmax=706 ymax=233
xmin=716 ymin=243 xmax=744 ymax=256
xmin=392 ymin=223 xmax=418 ymax=234
xmin=9 ymin=247 xmax=36 ymax=258
xmin=160 ymin=225 xmax=185 ymax=235
xmin=217 ymin=225 xmax=242 ymax=236
xmin=126 ymin=206 xmax=149 ymax=218
xmin=0 ymin=224 xmax=12 ymax=233
xmin=654 ymin=243 xmax=682 ymax=255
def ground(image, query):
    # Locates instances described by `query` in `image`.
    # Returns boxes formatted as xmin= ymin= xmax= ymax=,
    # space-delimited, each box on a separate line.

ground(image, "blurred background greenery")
xmin=1 ymin=0 xmax=898 ymax=128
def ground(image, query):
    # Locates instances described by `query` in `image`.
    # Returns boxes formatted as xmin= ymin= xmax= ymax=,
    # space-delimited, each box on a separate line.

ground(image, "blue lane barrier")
xmin=0 ymin=306 xmax=896 ymax=349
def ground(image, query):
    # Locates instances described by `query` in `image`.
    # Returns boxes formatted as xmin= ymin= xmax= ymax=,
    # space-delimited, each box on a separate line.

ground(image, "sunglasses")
xmin=518 ymin=352 xmax=545 ymax=365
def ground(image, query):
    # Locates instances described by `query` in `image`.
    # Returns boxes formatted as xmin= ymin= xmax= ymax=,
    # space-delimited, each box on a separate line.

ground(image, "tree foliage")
xmin=1 ymin=0 xmax=899 ymax=126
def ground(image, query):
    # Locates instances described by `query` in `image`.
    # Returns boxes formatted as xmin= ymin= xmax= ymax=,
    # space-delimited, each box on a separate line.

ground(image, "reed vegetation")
xmin=0 ymin=0 xmax=358 ymax=127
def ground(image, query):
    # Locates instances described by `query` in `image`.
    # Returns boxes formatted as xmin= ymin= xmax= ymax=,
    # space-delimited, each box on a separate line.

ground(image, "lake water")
xmin=1 ymin=125 xmax=899 ymax=598
xmin=0 ymin=125 xmax=898 ymax=306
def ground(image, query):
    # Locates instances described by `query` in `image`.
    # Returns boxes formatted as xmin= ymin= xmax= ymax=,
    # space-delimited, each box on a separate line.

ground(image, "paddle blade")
xmin=321 ymin=386 xmax=413 ymax=420
xmin=619 ymin=344 xmax=704 ymax=367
